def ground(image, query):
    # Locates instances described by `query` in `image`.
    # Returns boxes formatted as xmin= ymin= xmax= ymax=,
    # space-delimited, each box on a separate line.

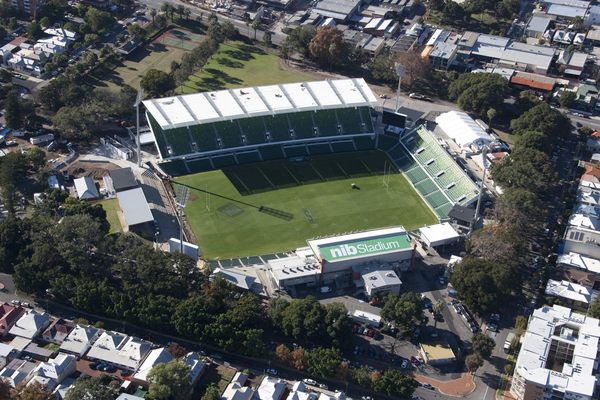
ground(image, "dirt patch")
xmin=66 ymin=160 xmax=121 ymax=179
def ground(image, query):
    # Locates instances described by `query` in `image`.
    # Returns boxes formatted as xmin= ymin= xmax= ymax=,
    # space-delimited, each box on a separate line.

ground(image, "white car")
xmin=302 ymin=379 xmax=317 ymax=385
xmin=266 ymin=368 xmax=278 ymax=376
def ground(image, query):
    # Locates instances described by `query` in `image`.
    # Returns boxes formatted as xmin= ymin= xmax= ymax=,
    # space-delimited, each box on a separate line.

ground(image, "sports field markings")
xmin=303 ymin=208 xmax=315 ymax=224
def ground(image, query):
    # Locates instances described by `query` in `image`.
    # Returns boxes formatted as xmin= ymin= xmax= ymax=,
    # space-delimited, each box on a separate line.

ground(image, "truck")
xmin=504 ymin=332 xmax=516 ymax=353
xmin=30 ymin=133 xmax=54 ymax=145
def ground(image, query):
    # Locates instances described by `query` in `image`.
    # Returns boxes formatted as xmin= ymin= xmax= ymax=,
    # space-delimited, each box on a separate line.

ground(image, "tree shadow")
xmin=237 ymin=43 xmax=265 ymax=55
xmin=223 ymin=49 xmax=254 ymax=61
xmin=217 ymin=57 xmax=243 ymax=68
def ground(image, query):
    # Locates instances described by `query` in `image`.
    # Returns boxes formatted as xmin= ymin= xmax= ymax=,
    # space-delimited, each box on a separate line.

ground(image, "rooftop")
xmin=133 ymin=347 xmax=173 ymax=383
xmin=361 ymin=269 xmax=402 ymax=290
xmin=143 ymin=79 xmax=377 ymax=131
xmin=73 ymin=177 xmax=99 ymax=200
xmin=87 ymin=332 xmax=152 ymax=370
xmin=514 ymin=305 xmax=600 ymax=397
xmin=108 ymin=168 xmax=138 ymax=192
xmin=510 ymin=71 xmax=557 ymax=91
xmin=557 ymin=252 xmax=600 ymax=275
xmin=308 ymin=226 xmax=412 ymax=263
xmin=547 ymin=4 xmax=587 ymax=17
xmin=60 ymin=324 xmax=101 ymax=356
xmin=268 ymin=255 xmax=321 ymax=282
xmin=420 ymin=343 xmax=455 ymax=361
xmin=545 ymin=279 xmax=594 ymax=304
xmin=527 ymin=14 xmax=553 ymax=33
xmin=8 ymin=310 xmax=50 ymax=339
xmin=116 ymin=187 xmax=154 ymax=227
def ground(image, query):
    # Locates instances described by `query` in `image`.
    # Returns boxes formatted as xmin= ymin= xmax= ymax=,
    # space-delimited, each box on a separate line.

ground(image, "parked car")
xmin=318 ymin=383 xmax=328 ymax=390
xmin=410 ymin=356 xmax=420 ymax=365
xmin=302 ymin=379 xmax=317 ymax=385
xmin=266 ymin=368 xmax=278 ymax=376
xmin=490 ymin=313 xmax=501 ymax=322
xmin=401 ymin=360 xmax=410 ymax=369
xmin=409 ymin=93 xmax=432 ymax=101
xmin=421 ymin=383 xmax=435 ymax=390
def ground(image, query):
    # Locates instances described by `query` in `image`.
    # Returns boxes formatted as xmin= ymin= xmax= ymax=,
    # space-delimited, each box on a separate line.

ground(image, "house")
xmin=183 ymin=352 xmax=207 ymax=385
xmin=545 ymin=279 xmax=595 ymax=307
xmin=41 ymin=318 xmax=75 ymax=344
xmin=43 ymin=27 xmax=79 ymax=41
xmin=73 ymin=176 xmax=100 ymax=200
xmin=0 ymin=343 xmax=14 ymax=370
xmin=510 ymin=71 xmax=557 ymax=92
xmin=210 ymin=268 xmax=256 ymax=291
xmin=30 ymin=353 xmax=77 ymax=388
xmin=0 ymin=303 xmax=25 ymax=336
xmin=86 ymin=332 xmax=152 ymax=371
xmin=574 ymin=84 xmax=598 ymax=111
xmin=8 ymin=310 xmax=50 ymax=339
xmin=580 ymin=165 xmax=600 ymax=189
xmin=132 ymin=347 xmax=173 ymax=386
xmin=52 ymin=377 xmax=76 ymax=400
xmin=256 ymin=376 xmax=287 ymax=400
xmin=0 ymin=358 xmax=36 ymax=387
xmin=222 ymin=371 xmax=253 ymax=400
xmin=59 ymin=324 xmax=102 ymax=357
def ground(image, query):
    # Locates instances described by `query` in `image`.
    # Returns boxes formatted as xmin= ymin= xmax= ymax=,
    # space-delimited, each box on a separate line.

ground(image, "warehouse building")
xmin=116 ymin=188 xmax=154 ymax=232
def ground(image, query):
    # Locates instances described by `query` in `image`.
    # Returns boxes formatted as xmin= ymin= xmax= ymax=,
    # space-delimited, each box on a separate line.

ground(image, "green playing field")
xmin=176 ymin=153 xmax=437 ymax=259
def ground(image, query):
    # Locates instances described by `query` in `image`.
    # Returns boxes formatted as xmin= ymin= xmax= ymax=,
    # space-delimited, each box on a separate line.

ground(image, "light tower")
xmin=134 ymin=89 xmax=144 ymax=167
xmin=394 ymin=63 xmax=405 ymax=113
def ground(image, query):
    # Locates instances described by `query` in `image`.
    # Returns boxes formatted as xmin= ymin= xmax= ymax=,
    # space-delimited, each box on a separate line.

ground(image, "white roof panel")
xmin=306 ymin=81 xmax=342 ymax=107
xmin=181 ymin=93 xmax=220 ymax=122
xmin=282 ymin=82 xmax=319 ymax=109
xmin=144 ymin=79 xmax=377 ymax=130
xmin=231 ymin=87 xmax=269 ymax=115
xmin=257 ymin=85 xmax=293 ymax=111
xmin=206 ymin=90 xmax=244 ymax=118
xmin=332 ymin=79 xmax=369 ymax=105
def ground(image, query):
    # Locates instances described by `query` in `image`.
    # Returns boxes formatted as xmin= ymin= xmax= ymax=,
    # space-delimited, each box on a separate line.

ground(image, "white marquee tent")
xmin=435 ymin=111 xmax=493 ymax=148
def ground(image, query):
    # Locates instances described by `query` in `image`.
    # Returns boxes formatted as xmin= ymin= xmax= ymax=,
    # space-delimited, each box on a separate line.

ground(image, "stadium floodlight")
xmin=468 ymin=147 xmax=487 ymax=237
xmin=175 ymin=185 xmax=190 ymax=254
xmin=134 ymin=89 xmax=144 ymax=167
xmin=394 ymin=63 xmax=405 ymax=113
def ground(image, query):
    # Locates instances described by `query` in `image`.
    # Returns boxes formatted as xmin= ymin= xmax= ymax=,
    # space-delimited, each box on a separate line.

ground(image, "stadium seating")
xmin=425 ymin=191 xmax=451 ymax=209
xmin=213 ymin=121 xmax=244 ymax=149
xmin=158 ymin=159 xmax=189 ymax=176
xmin=263 ymin=115 xmax=292 ymax=142
xmin=415 ymin=179 xmax=439 ymax=197
xmin=336 ymin=107 xmax=368 ymax=134
xmin=186 ymin=158 xmax=214 ymax=174
xmin=359 ymin=107 xmax=374 ymax=133
xmin=147 ymin=114 xmax=171 ymax=157
xmin=211 ymin=154 xmax=238 ymax=169
xmin=162 ymin=127 xmax=194 ymax=156
xmin=313 ymin=110 xmax=341 ymax=136
xmin=235 ymin=151 xmax=262 ymax=164
xmin=259 ymin=145 xmax=285 ymax=161
xmin=377 ymin=134 xmax=399 ymax=151
xmin=404 ymin=165 xmax=428 ymax=184
xmin=307 ymin=143 xmax=333 ymax=156
xmin=353 ymin=136 xmax=376 ymax=150
xmin=189 ymin=124 xmax=219 ymax=152
xmin=284 ymin=145 xmax=308 ymax=158
xmin=238 ymin=117 xmax=267 ymax=145
xmin=289 ymin=112 xmax=317 ymax=139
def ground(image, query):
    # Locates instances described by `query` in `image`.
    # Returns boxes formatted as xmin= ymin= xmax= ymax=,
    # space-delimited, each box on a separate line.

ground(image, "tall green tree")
xmin=140 ymin=69 xmax=176 ymax=97
xmin=510 ymin=102 xmax=572 ymax=138
xmin=374 ymin=370 xmax=418 ymax=398
xmin=472 ymin=333 xmax=496 ymax=359
xmin=4 ymin=90 xmax=20 ymax=129
xmin=465 ymin=353 xmax=484 ymax=375
xmin=26 ymin=21 xmax=43 ymax=40
xmin=490 ymin=147 xmax=557 ymax=194
xmin=448 ymin=73 xmax=509 ymax=115
xmin=201 ymin=384 xmax=221 ymax=400
xmin=589 ymin=296 xmax=600 ymax=318
xmin=381 ymin=292 xmax=423 ymax=330
xmin=64 ymin=376 xmax=118 ymax=400
xmin=306 ymin=347 xmax=341 ymax=378
xmin=147 ymin=360 xmax=191 ymax=400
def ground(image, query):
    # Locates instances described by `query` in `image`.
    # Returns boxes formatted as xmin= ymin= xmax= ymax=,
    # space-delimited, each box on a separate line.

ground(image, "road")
xmin=138 ymin=0 xmax=286 ymax=46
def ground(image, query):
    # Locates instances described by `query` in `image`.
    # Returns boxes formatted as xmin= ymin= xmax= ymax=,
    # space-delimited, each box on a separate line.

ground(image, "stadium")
xmin=143 ymin=79 xmax=480 ymax=259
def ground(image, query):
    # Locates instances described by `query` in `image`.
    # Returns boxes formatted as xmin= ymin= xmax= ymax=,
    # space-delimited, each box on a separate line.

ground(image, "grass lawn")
xmin=43 ymin=343 xmax=60 ymax=352
xmin=178 ymin=41 xmax=313 ymax=93
xmin=86 ymin=44 xmax=189 ymax=91
xmin=177 ymin=166 xmax=436 ymax=259
xmin=98 ymin=199 xmax=123 ymax=234
xmin=192 ymin=364 xmax=236 ymax=400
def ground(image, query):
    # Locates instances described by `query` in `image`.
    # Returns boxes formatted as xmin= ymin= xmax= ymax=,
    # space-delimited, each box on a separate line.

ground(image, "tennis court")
xmin=154 ymin=28 xmax=205 ymax=50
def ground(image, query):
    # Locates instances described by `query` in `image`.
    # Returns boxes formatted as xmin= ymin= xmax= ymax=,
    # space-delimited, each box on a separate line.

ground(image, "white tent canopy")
xmin=419 ymin=222 xmax=461 ymax=247
xmin=435 ymin=111 xmax=493 ymax=148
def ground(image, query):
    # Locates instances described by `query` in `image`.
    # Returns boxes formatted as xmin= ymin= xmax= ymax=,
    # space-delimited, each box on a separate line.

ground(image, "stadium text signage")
xmin=320 ymin=234 xmax=411 ymax=262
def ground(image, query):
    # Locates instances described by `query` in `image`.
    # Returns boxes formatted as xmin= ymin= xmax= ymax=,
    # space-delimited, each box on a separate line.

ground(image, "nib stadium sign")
xmin=320 ymin=234 xmax=412 ymax=262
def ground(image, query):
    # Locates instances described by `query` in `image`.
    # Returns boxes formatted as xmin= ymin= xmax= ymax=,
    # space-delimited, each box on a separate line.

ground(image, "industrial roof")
xmin=313 ymin=0 xmax=361 ymax=20
xmin=108 ymin=168 xmax=138 ymax=192
xmin=547 ymin=4 xmax=587 ymax=17
xmin=268 ymin=255 xmax=321 ymax=282
xmin=514 ymin=305 xmax=600 ymax=398
xmin=361 ymin=269 xmax=402 ymax=290
xmin=419 ymin=223 xmax=460 ymax=247
xmin=116 ymin=188 xmax=154 ymax=227
xmin=542 ymin=0 xmax=589 ymax=7
xmin=526 ymin=14 xmax=553 ymax=33
xmin=430 ymin=42 xmax=457 ymax=59
xmin=308 ymin=226 xmax=412 ymax=263
xmin=510 ymin=71 xmax=557 ymax=91
xmin=143 ymin=79 xmax=377 ymax=131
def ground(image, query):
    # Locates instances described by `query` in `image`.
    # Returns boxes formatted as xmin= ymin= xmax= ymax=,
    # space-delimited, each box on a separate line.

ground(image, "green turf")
xmin=177 ymin=169 xmax=437 ymax=259
xmin=178 ymin=41 xmax=314 ymax=93
xmin=98 ymin=199 xmax=123 ymax=234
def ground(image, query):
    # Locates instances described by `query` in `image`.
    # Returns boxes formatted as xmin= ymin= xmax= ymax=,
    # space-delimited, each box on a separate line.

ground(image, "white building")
xmin=183 ymin=352 xmax=206 ymax=385
xmin=8 ymin=310 xmax=50 ymax=340
xmin=132 ymin=347 xmax=173 ymax=385
xmin=510 ymin=305 xmax=600 ymax=400
xmin=544 ymin=279 xmax=595 ymax=306
xmin=0 ymin=359 xmax=36 ymax=387
xmin=74 ymin=177 xmax=100 ymax=200
xmin=30 ymin=353 xmax=77 ymax=389
xmin=360 ymin=269 xmax=402 ymax=297
xmin=435 ymin=111 xmax=493 ymax=149
xmin=86 ymin=332 xmax=152 ymax=371
xmin=419 ymin=223 xmax=461 ymax=248
xmin=59 ymin=325 xmax=102 ymax=357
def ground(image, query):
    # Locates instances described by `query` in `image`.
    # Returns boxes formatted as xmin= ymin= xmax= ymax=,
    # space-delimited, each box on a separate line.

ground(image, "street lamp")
xmin=394 ymin=63 xmax=405 ymax=113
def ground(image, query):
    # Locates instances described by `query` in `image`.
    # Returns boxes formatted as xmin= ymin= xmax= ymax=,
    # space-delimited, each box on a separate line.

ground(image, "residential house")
xmin=29 ymin=353 xmax=77 ymax=391
xmin=0 ymin=303 xmax=25 ymax=336
xmin=0 ymin=343 xmax=14 ymax=370
xmin=428 ymin=42 xmax=458 ymax=71
xmin=0 ymin=358 xmax=36 ymax=387
xmin=132 ymin=347 xmax=173 ymax=386
xmin=183 ymin=352 xmax=207 ymax=385
xmin=544 ymin=279 xmax=595 ymax=308
xmin=43 ymin=27 xmax=79 ymax=41
xmin=41 ymin=318 xmax=75 ymax=345
xmin=222 ymin=371 xmax=253 ymax=400
xmin=8 ymin=310 xmax=50 ymax=340
xmin=586 ymin=131 xmax=600 ymax=151
xmin=256 ymin=376 xmax=287 ymax=400
xmin=59 ymin=324 xmax=102 ymax=357
xmin=557 ymin=252 xmax=600 ymax=289
xmin=5 ymin=48 xmax=48 ymax=77
xmin=86 ymin=332 xmax=152 ymax=371
xmin=525 ymin=14 xmax=553 ymax=38
xmin=52 ymin=377 xmax=76 ymax=400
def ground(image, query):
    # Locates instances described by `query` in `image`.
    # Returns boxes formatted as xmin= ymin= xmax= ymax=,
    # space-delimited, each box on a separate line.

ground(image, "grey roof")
xmin=108 ymin=168 xmax=138 ymax=192
xmin=547 ymin=4 xmax=587 ymax=17
xmin=527 ymin=15 xmax=553 ymax=33
xmin=362 ymin=269 xmax=402 ymax=287
xmin=448 ymin=204 xmax=476 ymax=223
xmin=430 ymin=42 xmax=457 ymax=59
xmin=314 ymin=0 xmax=361 ymax=20
xmin=116 ymin=188 xmax=154 ymax=227
xmin=211 ymin=268 xmax=255 ymax=290
xmin=395 ymin=106 xmax=425 ymax=124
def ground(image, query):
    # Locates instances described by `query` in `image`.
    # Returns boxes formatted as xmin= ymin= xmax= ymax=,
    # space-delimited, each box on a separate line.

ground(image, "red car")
xmin=367 ymin=329 xmax=375 ymax=337
xmin=410 ymin=356 xmax=420 ymax=365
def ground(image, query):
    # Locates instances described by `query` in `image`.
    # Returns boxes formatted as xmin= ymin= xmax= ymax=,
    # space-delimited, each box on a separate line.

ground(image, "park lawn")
xmin=99 ymin=198 xmax=123 ymax=234
xmin=177 ymin=170 xmax=436 ymax=259
xmin=178 ymin=41 xmax=313 ymax=93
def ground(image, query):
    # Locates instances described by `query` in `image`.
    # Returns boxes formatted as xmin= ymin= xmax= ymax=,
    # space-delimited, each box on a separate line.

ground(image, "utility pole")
xmin=134 ymin=89 xmax=144 ymax=167
xmin=394 ymin=63 xmax=405 ymax=113
xmin=469 ymin=147 xmax=488 ymax=236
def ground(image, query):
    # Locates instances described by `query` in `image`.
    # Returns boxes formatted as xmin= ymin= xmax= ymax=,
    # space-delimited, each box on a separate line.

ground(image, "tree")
xmin=11 ymin=381 xmax=53 ymax=400
xmin=380 ymin=292 xmax=423 ymax=330
xmin=515 ymin=315 xmax=528 ymax=334
xmin=448 ymin=73 xmax=509 ymax=115
xmin=39 ymin=16 xmax=51 ymax=29
xmin=221 ymin=21 xmax=238 ymax=41
xmin=514 ymin=130 xmax=551 ymax=154
xmin=0 ymin=378 xmax=10 ymax=400
xmin=510 ymin=103 xmax=572 ymax=138
xmin=127 ymin=23 xmax=146 ymax=39
xmin=487 ymin=108 xmax=496 ymax=132
xmin=147 ymin=360 xmax=192 ymax=400
xmin=27 ymin=21 xmax=43 ymax=40
xmin=449 ymin=257 xmax=514 ymax=315
xmin=588 ymin=296 xmax=600 ymax=318
xmin=4 ymin=90 xmax=20 ymax=129
xmin=560 ymin=91 xmax=576 ymax=108
xmin=64 ymin=376 xmax=118 ymax=400
xmin=465 ymin=353 xmax=484 ymax=375
xmin=308 ymin=26 xmax=345 ymax=68
xmin=140 ymin=69 xmax=175 ymax=98
xmin=26 ymin=147 xmax=46 ymax=170
xmin=176 ymin=4 xmax=184 ymax=20
xmin=84 ymin=7 xmax=114 ymax=33
xmin=290 ymin=346 xmax=307 ymax=370
xmin=263 ymin=31 xmax=272 ymax=47
xmin=432 ymin=300 xmax=444 ymax=328
xmin=150 ymin=8 xmax=157 ymax=23
xmin=472 ymin=333 xmax=495 ymax=359
xmin=201 ymin=384 xmax=221 ymax=400
xmin=442 ymin=1 xmax=465 ymax=23
xmin=397 ymin=51 xmax=433 ymax=92
xmin=275 ymin=344 xmax=291 ymax=364
xmin=490 ymin=147 xmax=557 ymax=194
xmin=370 ymin=55 xmax=396 ymax=83
xmin=306 ymin=347 xmax=341 ymax=378
xmin=374 ymin=370 xmax=418 ymax=398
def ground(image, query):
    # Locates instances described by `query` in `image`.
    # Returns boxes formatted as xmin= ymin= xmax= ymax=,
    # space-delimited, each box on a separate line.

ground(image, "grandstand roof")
xmin=143 ymin=79 xmax=377 ymax=130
